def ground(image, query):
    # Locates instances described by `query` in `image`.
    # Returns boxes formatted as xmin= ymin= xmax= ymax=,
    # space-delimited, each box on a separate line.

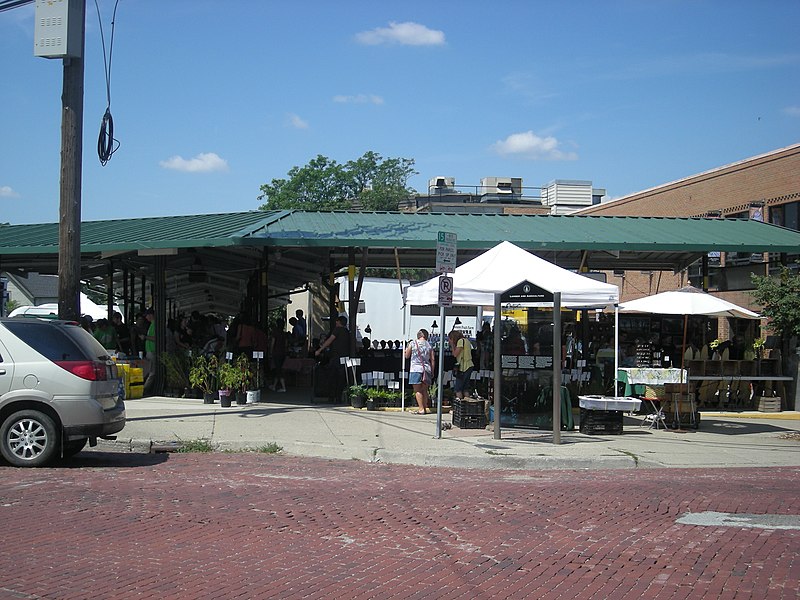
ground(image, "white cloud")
xmin=355 ymin=21 xmax=445 ymax=46
xmin=784 ymin=106 xmax=800 ymax=117
xmin=0 ymin=185 xmax=20 ymax=198
xmin=332 ymin=94 xmax=384 ymax=105
xmin=287 ymin=113 xmax=309 ymax=129
xmin=159 ymin=152 xmax=229 ymax=173
xmin=491 ymin=131 xmax=578 ymax=161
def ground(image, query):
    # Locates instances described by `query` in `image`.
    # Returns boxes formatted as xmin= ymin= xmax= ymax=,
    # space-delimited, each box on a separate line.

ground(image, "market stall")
xmin=404 ymin=241 xmax=619 ymax=443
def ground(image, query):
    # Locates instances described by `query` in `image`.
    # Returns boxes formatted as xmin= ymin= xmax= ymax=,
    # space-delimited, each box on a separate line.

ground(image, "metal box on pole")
xmin=34 ymin=0 xmax=84 ymax=59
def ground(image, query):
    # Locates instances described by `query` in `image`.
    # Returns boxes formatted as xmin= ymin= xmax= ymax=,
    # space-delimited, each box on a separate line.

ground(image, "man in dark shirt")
xmin=315 ymin=316 xmax=350 ymax=402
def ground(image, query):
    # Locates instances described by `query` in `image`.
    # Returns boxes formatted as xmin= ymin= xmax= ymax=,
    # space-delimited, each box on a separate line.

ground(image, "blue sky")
xmin=1 ymin=0 xmax=799 ymax=225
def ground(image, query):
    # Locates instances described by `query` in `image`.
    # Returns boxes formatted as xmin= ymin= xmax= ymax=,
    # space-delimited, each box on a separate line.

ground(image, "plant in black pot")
xmin=217 ymin=361 xmax=239 ymax=408
xmin=189 ymin=354 xmax=219 ymax=404
xmin=160 ymin=351 xmax=191 ymax=397
xmin=233 ymin=353 xmax=253 ymax=405
xmin=349 ymin=384 xmax=368 ymax=409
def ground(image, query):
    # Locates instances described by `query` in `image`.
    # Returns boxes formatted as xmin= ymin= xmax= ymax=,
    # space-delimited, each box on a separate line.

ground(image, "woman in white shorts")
xmin=404 ymin=329 xmax=435 ymax=414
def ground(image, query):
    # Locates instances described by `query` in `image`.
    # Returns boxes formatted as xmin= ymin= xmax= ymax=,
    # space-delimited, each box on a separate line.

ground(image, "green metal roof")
xmin=253 ymin=211 xmax=800 ymax=253
xmin=0 ymin=210 xmax=798 ymax=255
xmin=2 ymin=210 xmax=797 ymax=315
xmin=0 ymin=211 xmax=286 ymax=255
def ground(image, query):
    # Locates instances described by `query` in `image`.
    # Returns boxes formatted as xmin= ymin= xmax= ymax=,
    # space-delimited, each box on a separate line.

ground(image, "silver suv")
xmin=0 ymin=318 xmax=126 ymax=467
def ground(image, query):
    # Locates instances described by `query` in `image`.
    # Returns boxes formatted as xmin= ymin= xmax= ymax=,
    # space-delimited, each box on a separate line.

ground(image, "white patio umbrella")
xmin=619 ymin=285 xmax=760 ymax=381
xmin=619 ymin=286 xmax=760 ymax=320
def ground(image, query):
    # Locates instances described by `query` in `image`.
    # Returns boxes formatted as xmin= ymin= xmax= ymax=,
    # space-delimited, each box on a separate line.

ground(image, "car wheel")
xmin=62 ymin=438 xmax=88 ymax=458
xmin=0 ymin=410 xmax=60 ymax=467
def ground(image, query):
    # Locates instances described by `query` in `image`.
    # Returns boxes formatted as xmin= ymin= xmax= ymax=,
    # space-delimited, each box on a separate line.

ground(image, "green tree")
xmin=258 ymin=151 xmax=417 ymax=211
xmin=751 ymin=266 xmax=800 ymax=342
xmin=751 ymin=266 xmax=800 ymax=399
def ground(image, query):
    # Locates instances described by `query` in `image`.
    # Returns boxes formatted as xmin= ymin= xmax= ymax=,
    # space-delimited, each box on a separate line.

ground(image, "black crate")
xmin=453 ymin=414 xmax=487 ymax=429
xmin=579 ymin=408 xmax=623 ymax=435
xmin=453 ymin=399 xmax=485 ymax=418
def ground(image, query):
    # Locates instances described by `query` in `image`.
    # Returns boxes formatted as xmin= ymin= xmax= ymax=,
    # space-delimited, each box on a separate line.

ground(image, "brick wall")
xmin=581 ymin=144 xmax=800 ymax=217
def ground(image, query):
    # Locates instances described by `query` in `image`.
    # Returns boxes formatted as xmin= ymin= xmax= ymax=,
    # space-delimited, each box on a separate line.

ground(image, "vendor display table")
xmin=282 ymin=358 xmax=316 ymax=374
xmin=617 ymin=368 xmax=686 ymax=397
xmin=578 ymin=396 xmax=641 ymax=435
xmin=282 ymin=357 xmax=316 ymax=387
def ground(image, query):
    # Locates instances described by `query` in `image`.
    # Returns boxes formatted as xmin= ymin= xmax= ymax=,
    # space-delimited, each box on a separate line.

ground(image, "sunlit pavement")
xmin=106 ymin=392 xmax=800 ymax=470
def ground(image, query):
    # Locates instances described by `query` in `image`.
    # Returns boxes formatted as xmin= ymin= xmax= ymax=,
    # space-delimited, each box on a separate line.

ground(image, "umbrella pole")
xmin=680 ymin=314 xmax=688 ymax=383
xmin=675 ymin=314 xmax=689 ymax=430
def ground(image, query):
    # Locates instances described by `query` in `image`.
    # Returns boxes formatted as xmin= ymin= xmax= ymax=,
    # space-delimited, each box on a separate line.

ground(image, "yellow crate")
xmin=118 ymin=364 xmax=144 ymax=399
xmin=127 ymin=367 xmax=144 ymax=399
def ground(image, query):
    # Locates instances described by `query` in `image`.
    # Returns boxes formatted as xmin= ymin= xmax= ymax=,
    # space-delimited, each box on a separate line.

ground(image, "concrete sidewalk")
xmin=100 ymin=390 xmax=800 ymax=470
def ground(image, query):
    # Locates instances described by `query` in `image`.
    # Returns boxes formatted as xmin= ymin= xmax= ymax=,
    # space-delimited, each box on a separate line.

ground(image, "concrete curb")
xmin=96 ymin=437 xmax=640 ymax=470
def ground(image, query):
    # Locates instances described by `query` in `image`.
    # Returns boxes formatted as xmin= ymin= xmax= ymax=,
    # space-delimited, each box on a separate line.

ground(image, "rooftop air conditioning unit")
xmin=429 ymin=176 xmax=455 ymax=191
xmin=480 ymin=177 xmax=522 ymax=198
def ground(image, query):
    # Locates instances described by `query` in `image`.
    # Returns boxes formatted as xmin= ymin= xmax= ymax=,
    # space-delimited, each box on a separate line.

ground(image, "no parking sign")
xmin=438 ymin=275 xmax=453 ymax=307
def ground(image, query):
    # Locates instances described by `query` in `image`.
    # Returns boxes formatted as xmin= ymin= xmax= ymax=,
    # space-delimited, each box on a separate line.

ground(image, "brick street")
xmin=1 ymin=452 xmax=798 ymax=599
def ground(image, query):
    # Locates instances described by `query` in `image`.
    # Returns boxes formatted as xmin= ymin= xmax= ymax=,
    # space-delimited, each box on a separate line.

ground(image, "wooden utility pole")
xmin=57 ymin=0 xmax=86 ymax=321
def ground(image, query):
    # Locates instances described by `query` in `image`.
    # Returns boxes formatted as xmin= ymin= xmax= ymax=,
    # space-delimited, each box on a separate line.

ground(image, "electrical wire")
xmin=0 ymin=0 xmax=34 ymax=14
xmin=95 ymin=0 xmax=121 ymax=166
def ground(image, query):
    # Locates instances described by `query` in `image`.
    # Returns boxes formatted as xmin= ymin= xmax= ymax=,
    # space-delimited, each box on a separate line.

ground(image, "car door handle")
xmin=0 ymin=369 xmax=5 ymax=375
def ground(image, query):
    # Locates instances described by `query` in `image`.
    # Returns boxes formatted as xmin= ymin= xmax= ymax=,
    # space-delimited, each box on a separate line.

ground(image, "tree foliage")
xmin=258 ymin=151 xmax=417 ymax=211
xmin=750 ymin=266 xmax=800 ymax=340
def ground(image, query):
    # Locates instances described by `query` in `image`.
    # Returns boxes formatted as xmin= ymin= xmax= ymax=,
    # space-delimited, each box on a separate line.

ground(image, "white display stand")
xmin=578 ymin=395 xmax=641 ymax=412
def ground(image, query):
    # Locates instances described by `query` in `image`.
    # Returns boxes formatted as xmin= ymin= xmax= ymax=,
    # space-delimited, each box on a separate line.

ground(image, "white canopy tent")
xmin=404 ymin=241 xmax=620 ymax=443
xmin=8 ymin=292 xmax=123 ymax=321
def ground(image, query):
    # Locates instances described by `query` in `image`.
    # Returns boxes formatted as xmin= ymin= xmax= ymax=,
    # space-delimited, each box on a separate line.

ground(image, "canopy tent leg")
xmin=493 ymin=293 xmax=502 ymax=440
xmin=553 ymin=292 xmax=562 ymax=445
xmin=614 ymin=305 xmax=620 ymax=397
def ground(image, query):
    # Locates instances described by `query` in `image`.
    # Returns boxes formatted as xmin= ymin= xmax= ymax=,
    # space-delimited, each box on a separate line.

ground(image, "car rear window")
xmin=3 ymin=320 xmax=107 ymax=362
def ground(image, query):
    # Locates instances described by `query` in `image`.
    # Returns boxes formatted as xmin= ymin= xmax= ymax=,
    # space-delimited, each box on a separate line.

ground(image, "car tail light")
xmin=55 ymin=360 xmax=108 ymax=381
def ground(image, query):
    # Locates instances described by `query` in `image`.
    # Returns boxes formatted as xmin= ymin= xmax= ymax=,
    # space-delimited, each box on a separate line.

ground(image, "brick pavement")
xmin=0 ymin=452 xmax=798 ymax=599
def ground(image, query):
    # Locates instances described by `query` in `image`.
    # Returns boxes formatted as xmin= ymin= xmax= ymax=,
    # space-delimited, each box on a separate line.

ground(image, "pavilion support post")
xmin=328 ymin=255 xmax=337 ymax=331
xmin=151 ymin=255 xmax=167 ymax=395
xmin=106 ymin=261 xmax=114 ymax=319
xmin=493 ymin=293 xmax=502 ymax=440
xmin=122 ymin=266 xmax=129 ymax=323
xmin=552 ymin=292 xmax=562 ymax=444
xmin=140 ymin=271 xmax=146 ymax=311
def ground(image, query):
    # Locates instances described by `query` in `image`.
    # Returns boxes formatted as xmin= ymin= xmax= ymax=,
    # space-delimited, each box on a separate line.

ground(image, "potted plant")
xmin=160 ymin=351 xmax=191 ymax=397
xmin=233 ymin=353 xmax=253 ymax=405
xmin=217 ymin=361 xmax=239 ymax=408
xmin=189 ymin=354 xmax=219 ymax=404
xmin=349 ymin=384 xmax=368 ymax=409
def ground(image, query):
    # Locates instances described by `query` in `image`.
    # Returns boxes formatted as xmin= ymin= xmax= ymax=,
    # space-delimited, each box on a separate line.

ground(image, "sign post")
xmin=438 ymin=275 xmax=453 ymax=307
xmin=435 ymin=232 xmax=456 ymax=438
xmin=435 ymin=231 xmax=457 ymax=275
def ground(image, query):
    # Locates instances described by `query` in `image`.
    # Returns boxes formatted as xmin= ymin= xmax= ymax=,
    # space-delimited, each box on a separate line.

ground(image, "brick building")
xmin=578 ymin=143 xmax=800 ymax=313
